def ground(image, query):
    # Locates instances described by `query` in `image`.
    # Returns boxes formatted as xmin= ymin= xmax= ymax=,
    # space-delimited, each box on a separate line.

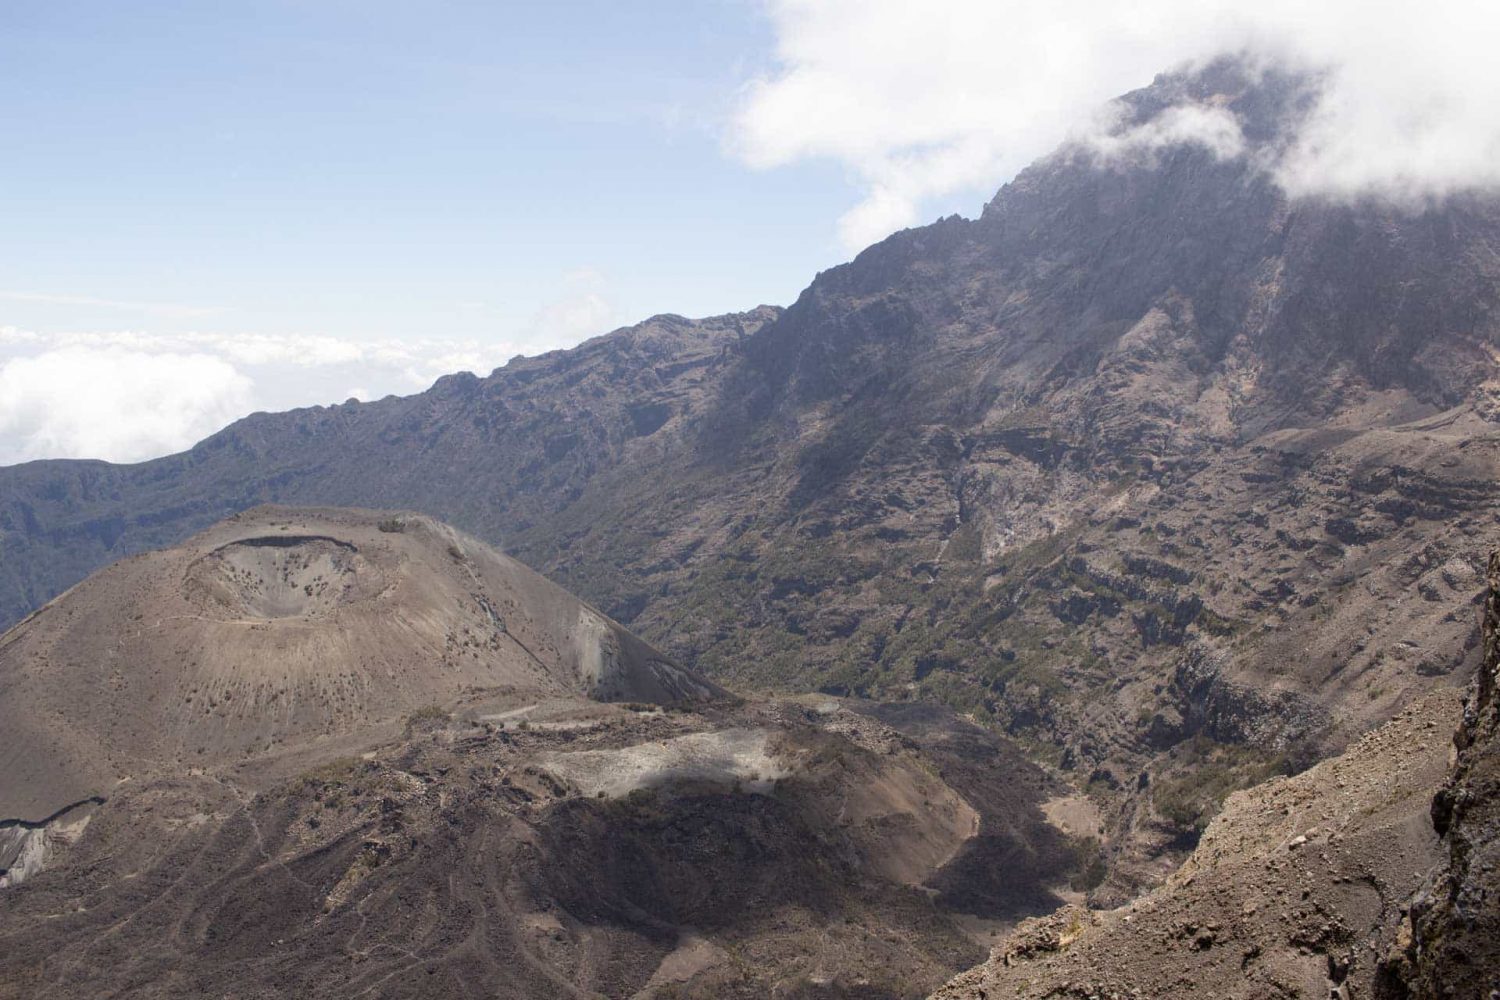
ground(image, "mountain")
xmin=2 ymin=58 xmax=1499 ymax=889
xmin=0 ymin=509 xmax=1102 ymax=998
xmin=0 ymin=504 xmax=713 ymax=827
xmin=0 ymin=308 xmax=777 ymax=633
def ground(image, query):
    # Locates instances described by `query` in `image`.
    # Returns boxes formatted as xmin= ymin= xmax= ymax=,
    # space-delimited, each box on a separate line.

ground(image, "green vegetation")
xmin=1193 ymin=606 xmax=1242 ymax=637
xmin=1153 ymin=737 xmax=1295 ymax=833
xmin=515 ymin=466 xmax=1253 ymax=748
xmin=639 ymin=522 xmax=1099 ymax=732
xmin=943 ymin=521 xmax=984 ymax=564
xmin=403 ymin=703 xmax=451 ymax=736
xmin=1068 ymin=835 xmax=1108 ymax=891
xmin=295 ymin=756 xmax=363 ymax=786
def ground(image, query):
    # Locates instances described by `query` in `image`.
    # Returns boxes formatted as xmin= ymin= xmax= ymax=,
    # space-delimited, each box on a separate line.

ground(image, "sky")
xmin=0 ymin=1 xmax=874 ymax=465
xmin=4 ymin=0 xmax=1500 ymax=465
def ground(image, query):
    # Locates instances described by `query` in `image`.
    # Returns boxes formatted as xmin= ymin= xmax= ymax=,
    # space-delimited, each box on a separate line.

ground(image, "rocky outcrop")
xmin=1379 ymin=551 xmax=1500 ymax=997
xmin=930 ymin=691 xmax=1462 ymax=999
xmin=0 ymin=797 xmax=100 ymax=888
xmin=930 ymin=553 xmax=1500 ymax=999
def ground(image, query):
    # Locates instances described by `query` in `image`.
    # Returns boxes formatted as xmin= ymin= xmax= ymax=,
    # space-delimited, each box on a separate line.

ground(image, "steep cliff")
xmin=1380 ymin=551 xmax=1500 ymax=997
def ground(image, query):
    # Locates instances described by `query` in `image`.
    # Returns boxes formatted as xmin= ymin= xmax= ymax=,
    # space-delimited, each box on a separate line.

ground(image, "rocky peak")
xmin=735 ymin=58 xmax=1499 ymax=464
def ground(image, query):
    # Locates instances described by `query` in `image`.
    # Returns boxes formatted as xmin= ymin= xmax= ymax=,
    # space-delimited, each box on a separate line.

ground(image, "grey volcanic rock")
xmin=2 ymin=60 xmax=1499 ymax=882
xmin=0 ymin=595 xmax=1095 ymax=998
xmin=1379 ymin=551 xmax=1500 ymax=997
xmin=928 ymin=551 xmax=1500 ymax=1000
xmin=929 ymin=689 xmax=1462 ymax=1000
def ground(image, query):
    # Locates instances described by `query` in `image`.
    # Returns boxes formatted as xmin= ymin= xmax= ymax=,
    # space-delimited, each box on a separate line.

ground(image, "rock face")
xmin=1 ymin=60 xmax=1499 ymax=879
xmin=929 ymin=555 xmax=1500 ymax=999
xmin=0 ymin=505 xmax=713 ymax=825
xmin=1380 ymin=552 xmax=1500 ymax=997
xmin=929 ymin=691 xmax=1462 ymax=999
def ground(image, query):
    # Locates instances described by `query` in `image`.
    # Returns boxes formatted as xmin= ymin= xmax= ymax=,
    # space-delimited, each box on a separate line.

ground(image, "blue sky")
xmin=2 ymin=0 xmax=1493 ymax=464
xmin=0 ymin=1 xmax=857 ymax=343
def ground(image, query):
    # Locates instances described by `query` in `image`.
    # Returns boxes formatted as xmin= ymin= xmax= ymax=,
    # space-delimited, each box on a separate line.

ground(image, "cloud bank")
xmin=0 ymin=348 xmax=253 ymax=467
xmin=734 ymin=0 xmax=1500 ymax=252
xmin=0 ymin=271 xmax=624 ymax=466
xmin=0 ymin=328 xmax=510 ymax=466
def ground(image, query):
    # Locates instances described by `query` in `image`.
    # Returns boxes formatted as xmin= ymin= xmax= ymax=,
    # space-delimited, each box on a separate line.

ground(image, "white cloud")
xmin=1084 ymin=103 xmax=1248 ymax=165
xmin=523 ymin=268 xmax=622 ymax=351
xmin=0 ymin=327 xmax=41 ymax=346
xmin=0 ymin=328 xmax=506 ymax=377
xmin=0 ymin=266 xmax=625 ymax=465
xmin=211 ymin=334 xmax=367 ymax=367
xmin=734 ymin=0 xmax=1500 ymax=252
xmin=837 ymin=186 xmax=925 ymax=262
xmin=0 ymin=348 xmax=253 ymax=465
xmin=0 ymin=325 xmax=525 ymax=465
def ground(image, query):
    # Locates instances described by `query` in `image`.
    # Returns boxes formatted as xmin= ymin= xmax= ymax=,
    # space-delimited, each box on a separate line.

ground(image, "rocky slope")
xmin=0 ymin=505 xmax=711 ymax=826
xmin=931 ymin=690 xmax=1462 ymax=999
xmin=931 ymin=552 xmax=1500 ymax=1000
xmin=0 ymin=697 xmax=1100 ymax=999
xmin=2 ymin=59 xmax=1498 ymax=884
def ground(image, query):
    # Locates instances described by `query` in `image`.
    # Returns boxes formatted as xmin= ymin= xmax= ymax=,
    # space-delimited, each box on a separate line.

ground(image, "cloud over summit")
xmin=734 ymin=0 xmax=1500 ymax=252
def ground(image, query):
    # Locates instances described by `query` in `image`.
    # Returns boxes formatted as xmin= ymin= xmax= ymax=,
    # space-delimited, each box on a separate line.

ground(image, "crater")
xmin=184 ymin=536 xmax=384 ymax=620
